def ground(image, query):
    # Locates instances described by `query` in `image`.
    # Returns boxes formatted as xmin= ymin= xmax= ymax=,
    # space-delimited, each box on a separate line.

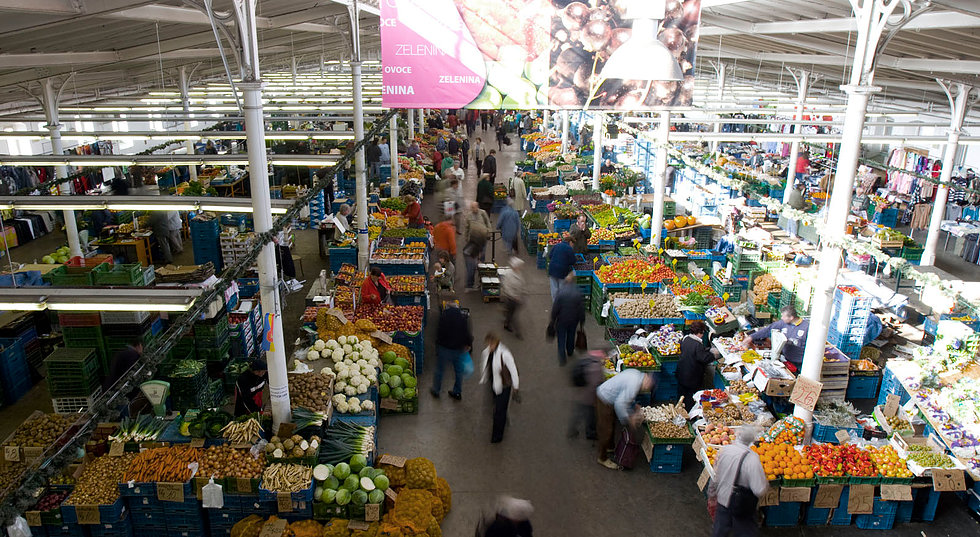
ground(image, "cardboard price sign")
xmin=847 ymin=484 xmax=875 ymax=514
xmin=932 ymin=469 xmax=967 ymax=491
xmin=108 ymin=442 xmax=125 ymax=457
xmin=378 ymin=454 xmax=406 ymax=467
xmin=380 ymin=398 xmax=400 ymax=410
xmin=326 ymin=310 xmax=349 ymax=325
xmin=365 ymin=503 xmax=381 ymax=521
xmin=640 ymin=430 xmax=653 ymax=462
xmin=23 ymin=447 xmax=43 ymax=460
xmin=880 ymin=485 xmax=913 ymax=502
xmin=780 ymin=487 xmax=811 ymax=503
xmin=834 ymin=430 xmax=851 ymax=444
xmin=157 ymin=482 xmax=186 ymax=503
xmin=697 ymin=468 xmax=711 ymax=491
xmin=371 ymin=331 xmax=393 ymax=344
xmin=758 ymin=487 xmax=779 ymax=507
xmin=883 ymin=394 xmax=901 ymax=417
xmin=190 ymin=438 xmax=206 ymax=448
xmin=4 ymin=445 xmax=20 ymax=462
xmin=348 ymin=521 xmax=371 ymax=531
xmin=259 ymin=518 xmax=288 ymax=537
xmin=385 ymin=488 xmax=398 ymax=502
xmin=277 ymin=493 xmax=293 ymax=512
xmin=75 ymin=505 xmax=101 ymax=525
xmin=276 ymin=423 xmax=296 ymax=439
xmin=236 ymin=478 xmax=255 ymax=494
xmin=788 ymin=376 xmax=822 ymax=412
xmin=813 ymin=485 xmax=843 ymax=509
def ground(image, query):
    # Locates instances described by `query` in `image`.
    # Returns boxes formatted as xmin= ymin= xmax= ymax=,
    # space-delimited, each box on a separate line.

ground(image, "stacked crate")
xmin=102 ymin=312 xmax=162 ymax=358
xmin=58 ymin=313 xmax=108 ymax=374
xmin=45 ymin=348 xmax=102 ymax=414
xmin=0 ymin=338 xmax=32 ymax=405
xmin=0 ymin=311 xmax=44 ymax=374
xmin=194 ymin=313 xmax=231 ymax=365
xmin=308 ymin=190 xmax=326 ymax=222
xmin=827 ymin=286 xmax=872 ymax=358
xmin=190 ymin=218 xmax=222 ymax=271
xmin=219 ymin=230 xmax=257 ymax=269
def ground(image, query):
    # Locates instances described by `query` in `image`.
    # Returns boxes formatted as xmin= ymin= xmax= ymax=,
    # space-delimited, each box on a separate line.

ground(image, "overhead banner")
xmin=380 ymin=0 xmax=702 ymax=110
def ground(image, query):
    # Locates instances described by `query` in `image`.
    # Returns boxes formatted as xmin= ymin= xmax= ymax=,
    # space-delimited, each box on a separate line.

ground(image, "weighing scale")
xmin=140 ymin=380 xmax=170 ymax=417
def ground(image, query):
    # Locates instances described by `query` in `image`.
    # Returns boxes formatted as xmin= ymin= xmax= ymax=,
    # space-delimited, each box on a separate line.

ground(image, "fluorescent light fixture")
xmin=1 ymin=288 xmax=201 ymax=313
xmin=68 ymin=160 xmax=135 ymax=167
xmin=0 ymin=302 xmax=47 ymax=311
xmin=48 ymin=301 xmax=193 ymax=312
xmin=108 ymin=203 xmax=199 ymax=211
xmin=269 ymin=159 xmax=339 ymax=166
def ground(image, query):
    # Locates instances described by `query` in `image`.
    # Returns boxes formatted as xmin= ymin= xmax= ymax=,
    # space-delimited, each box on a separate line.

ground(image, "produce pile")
xmin=6 ymin=413 xmax=77 ymax=448
xmin=867 ymin=446 xmax=913 ymax=478
xmin=379 ymin=353 xmax=419 ymax=412
xmin=31 ymin=489 xmax=69 ymax=513
xmin=288 ymin=371 xmax=336 ymax=413
xmin=122 ymin=446 xmax=201 ymax=483
xmin=648 ymin=325 xmax=683 ymax=356
xmin=198 ymin=446 xmax=266 ymax=479
xmin=262 ymin=463 xmax=313 ymax=493
xmin=752 ymin=442 xmax=813 ymax=481
xmin=313 ymin=456 xmax=387 ymax=511
xmin=613 ymin=294 xmax=680 ymax=320
xmin=64 ymin=454 xmax=135 ymax=506
xmin=703 ymin=403 xmax=756 ymax=426
xmin=180 ymin=410 xmax=233 ymax=439
xmin=221 ymin=417 xmax=264 ymax=444
xmin=388 ymin=276 xmax=426 ymax=294
xmin=265 ymin=434 xmax=321 ymax=462
xmin=906 ymin=445 xmax=955 ymax=469
xmin=813 ymin=401 xmax=860 ymax=429
xmin=380 ymin=228 xmax=428 ymax=238
xmin=752 ymin=273 xmax=781 ymax=305
xmin=379 ymin=198 xmax=407 ymax=212
xmin=618 ymin=346 xmax=657 ymax=368
xmin=353 ymin=305 xmax=424 ymax=333
xmin=701 ymin=424 xmax=736 ymax=446
xmin=321 ymin=422 xmax=376 ymax=465
xmin=803 ymin=444 xmax=886 ymax=477
xmin=587 ymin=227 xmax=615 ymax=243
xmin=596 ymin=259 xmax=674 ymax=284
xmin=370 ymin=246 xmax=426 ymax=261
xmin=641 ymin=403 xmax=692 ymax=439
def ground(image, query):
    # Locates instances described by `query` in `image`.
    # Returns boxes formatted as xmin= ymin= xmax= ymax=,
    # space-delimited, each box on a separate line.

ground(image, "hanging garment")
xmin=909 ymin=204 xmax=932 ymax=230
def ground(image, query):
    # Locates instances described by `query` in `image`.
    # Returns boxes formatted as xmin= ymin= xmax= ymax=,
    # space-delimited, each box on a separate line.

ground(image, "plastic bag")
xmin=5 ymin=516 xmax=29 ymax=537
xmin=459 ymin=351 xmax=474 ymax=378
xmin=763 ymin=416 xmax=805 ymax=443
xmin=202 ymin=477 xmax=224 ymax=509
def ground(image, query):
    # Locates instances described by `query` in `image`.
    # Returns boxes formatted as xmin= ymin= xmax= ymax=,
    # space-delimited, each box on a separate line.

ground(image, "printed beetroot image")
xmin=549 ymin=0 xmax=701 ymax=109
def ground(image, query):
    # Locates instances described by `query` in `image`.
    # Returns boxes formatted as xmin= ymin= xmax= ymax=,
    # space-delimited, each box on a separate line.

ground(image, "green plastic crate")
xmin=93 ymin=263 xmax=144 ymax=286
xmin=46 ymin=263 xmax=109 ymax=286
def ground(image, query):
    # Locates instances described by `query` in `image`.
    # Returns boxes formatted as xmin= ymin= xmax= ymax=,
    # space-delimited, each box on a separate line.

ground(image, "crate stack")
xmin=0 ymin=338 xmax=32 ymax=405
xmin=94 ymin=263 xmax=150 ymax=286
xmin=58 ymin=313 xmax=108 ymax=374
xmin=101 ymin=312 xmax=163 ymax=358
xmin=827 ymin=286 xmax=873 ymax=359
xmin=819 ymin=346 xmax=850 ymax=402
xmin=45 ymin=348 xmax=102 ymax=414
xmin=0 ymin=311 xmax=44 ymax=374
xmin=228 ymin=303 xmax=262 ymax=361
xmin=190 ymin=217 xmax=222 ymax=271
xmin=308 ymin=190 xmax=326 ymax=222
xmin=194 ymin=313 xmax=231 ymax=365
xmin=219 ymin=230 xmax=258 ymax=269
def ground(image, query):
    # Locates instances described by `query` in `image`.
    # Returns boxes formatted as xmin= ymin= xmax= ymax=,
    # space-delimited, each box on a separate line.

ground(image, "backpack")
xmin=571 ymin=358 xmax=588 ymax=387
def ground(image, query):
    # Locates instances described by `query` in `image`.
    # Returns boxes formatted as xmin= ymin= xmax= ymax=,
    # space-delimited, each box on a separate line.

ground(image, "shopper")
xmin=568 ymin=214 xmax=591 ymax=254
xmin=795 ymin=151 xmax=812 ymax=180
xmin=480 ymin=332 xmax=520 ymax=443
xmin=366 ymin=138 xmax=382 ymax=180
xmin=432 ymin=215 xmax=457 ymax=259
xmin=480 ymin=496 xmax=533 ymax=537
xmin=360 ymin=267 xmax=392 ymax=305
xmin=710 ymin=426 xmax=769 ymax=537
xmin=449 ymin=160 xmax=465 ymax=182
xmin=550 ymin=273 xmax=584 ymax=366
xmin=431 ymin=251 xmax=456 ymax=292
xmin=677 ymin=322 xmax=720 ymax=411
xmin=510 ymin=174 xmax=528 ymax=213
xmin=167 ymin=211 xmax=184 ymax=256
xmin=473 ymin=138 xmax=488 ymax=177
xmin=462 ymin=202 xmax=491 ymax=290
xmin=461 ymin=137 xmax=471 ymax=169
xmin=378 ymin=136 xmax=391 ymax=167
xmin=149 ymin=210 xmax=175 ymax=264
xmin=436 ymin=134 xmax=447 ymax=152
xmin=234 ymin=360 xmax=268 ymax=417
xmin=595 ymin=369 xmax=655 ymax=470
xmin=447 ymin=113 xmax=459 ymax=133
xmin=402 ymin=195 xmax=424 ymax=227
xmin=500 ymin=257 xmax=525 ymax=338
xmin=786 ymin=181 xmax=807 ymax=238
xmin=496 ymin=125 xmax=507 ymax=151
xmin=547 ymin=234 xmax=576 ymax=300
xmin=448 ymin=134 xmax=460 ymax=157
xmin=481 ymin=112 xmax=490 ymax=131
xmin=432 ymin=149 xmax=444 ymax=175
xmin=742 ymin=305 xmax=809 ymax=373
xmin=497 ymin=199 xmax=521 ymax=256
xmin=484 ymin=149 xmax=498 ymax=182
xmin=466 ymin=110 xmax=477 ymax=137
xmin=406 ymin=140 xmax=421 ymax=159
xmin=433 ymin=302 xmax=473 ymax=400
xmin=204 ymin=140 xmax=218 ymax=154
xmin=477 ymin=173 xmax=495 ymax=214
xmin=568 ymin=348 xmax=605 ymax=440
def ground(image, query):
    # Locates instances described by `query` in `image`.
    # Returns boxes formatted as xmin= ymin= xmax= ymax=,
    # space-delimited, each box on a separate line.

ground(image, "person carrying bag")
xmin=710 ymin=426 xmax=769 ymax=537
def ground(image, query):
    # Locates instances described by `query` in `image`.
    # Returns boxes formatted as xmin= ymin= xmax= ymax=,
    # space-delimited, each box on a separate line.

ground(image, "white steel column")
xmin=710 ymin=63 xmax=726 ymax=154
xmin=291 ymin=56 xmax=298 ymax=85
xmin=542 ymin=110 xmax=550 ymax=132
xmin=651 ymin=111 xmax=670 ymax=247
xmin=42 ymin=78 xmax=82 ymax=258
xmin=592 ymin=112 xmax=603 ymax=190
xmin=352 ymin=63 xmax=369 ymax=269
xmin=179 ymin=67 xmax=198 ymax=182
xmin=561 ymin=110 xmax=570 ymax=154
xmin=784 ymin=69 xmax=809 ymax=203
xmin=795 ymin=0 xmax=902 ymax=423
xmin=418 ymin=109 xmax=425 ymax=136
xmin=390 ymin=112 xmax=400 ymax=197
xmin=234 ymin=0 xmax=289 ymax=429
xmin=407 ymin=109 xmax=415 ymax=143
xmin=922 ymin=82 xmax=972 ymax=266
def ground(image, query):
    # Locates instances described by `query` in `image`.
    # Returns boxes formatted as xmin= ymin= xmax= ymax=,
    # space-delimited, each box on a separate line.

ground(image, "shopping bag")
xmin=202 ymin=477 xmax=224 ymax=509
xmin=546 ymin=322 xmax=556 ymax=340
xmin=613 ymin=428 xmax=641 ymax=469
xmin=460 ymin=351 xmax=475 ymax=378
xmin=575 ymin=329 xmax=588 ymax=350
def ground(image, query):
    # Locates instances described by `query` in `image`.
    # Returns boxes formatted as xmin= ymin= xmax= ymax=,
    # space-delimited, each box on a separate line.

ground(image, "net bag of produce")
xmin=231 ymin=515 xmax=266 ymax=537
xmin=404 ymin=457 xmax=436 ymax=489
xmin=289 ymin=520 xmax=323 ymax=537
xmin=763 ymin=416 xmax=805 ymax=444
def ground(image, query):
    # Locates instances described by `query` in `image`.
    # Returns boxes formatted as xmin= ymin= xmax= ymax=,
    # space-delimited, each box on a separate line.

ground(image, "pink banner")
xmin=380 ymin=0 xmax=487 ymax=108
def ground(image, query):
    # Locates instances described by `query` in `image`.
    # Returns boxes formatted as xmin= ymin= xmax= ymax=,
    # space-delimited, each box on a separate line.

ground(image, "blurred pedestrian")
xmin=461 ymin=137 xmax=471 ymax=169
xmin=550 ymin=273 xmax=584 ymax=366
xmin=547 ymin=234 xmax=576 ymax=300
xmin=479 ymin=496 xmax=533 ymax=537
xmin=510 ymin=174 xmax=528 ymax=213
xmin=477 ymin=173 xmax=495 ymax=214
xmin=710 ymin=426 xmax=768 ymax=537
xmin=497 ymin=199 xmax=521 ymax=256
xmin=448 ymin=134 xmax=460 ymax=157
xmin=496 ymin=124 xmax=506 ymax=151
xmin=595 ymin=369 xmax=655 ymax=469
xmin=484 ymin=149 xmax=498 ymax=182
xmin=431 ymin=250 xmax=456 ymax=292
xmin=462 ymin=202 xmax=491 ymax=290
xmin=500 ymin=258 xmax=525 ymax=338
xmin=432 ymin=302 xmax=473 ymax=400
xmin=568 ymin=214 xmax=591 ymax=254
xmin=480 ymin=332 xmax=520 ymax=443
xmin=568 ymin=348 xmax=605 ymax=440
xmin=473 ymin=137 xmax=488 ymax=177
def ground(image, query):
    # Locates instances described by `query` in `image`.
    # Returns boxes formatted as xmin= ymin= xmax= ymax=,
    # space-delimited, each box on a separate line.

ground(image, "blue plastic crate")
xmin=61 ymin=498 xmax=126 ymax=525
xmin=911 ymin=489 xmax=940 ymax=522
xmin=895 ymin=489 xmax=917 ymax=523
xmin=812 ymin=421 xmax=864 ymax=444
xmin=88 ymin=516 xmax=134 ymax=537
xmin=650 ymin=443 xmax=684 ymax=473
xmin=649 ymin=459 xmax=683 ymax=473
xmin=831 ymin=487 xmax=853 ymax=526
xmin=763 ymin=501 xmax=801 ymax=527
xmin=855 ymin=513 xmax=895 ymax=530
xmin=45 ymin=525 xmax=85 ymax=537
xmin=804 ymin=503 xmax=831 ymax=526
xmin=845 ymin=374 xmax=881 ymax=400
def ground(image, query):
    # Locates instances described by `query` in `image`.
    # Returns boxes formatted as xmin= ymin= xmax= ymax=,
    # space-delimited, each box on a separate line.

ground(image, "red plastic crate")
xmin=57 ymin=313 xmax=103 ymax=327
xmin=67 ymin=254 xmax=113 ymax=268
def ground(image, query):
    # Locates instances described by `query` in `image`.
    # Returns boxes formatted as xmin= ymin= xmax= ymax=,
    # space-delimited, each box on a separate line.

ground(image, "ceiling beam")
xmin=0 ymin=46 xmax=303 ymax=68
xmin=701 ymin=10 xmax=980 ymax=37
xmin=700 ymin=47 xmax=980 ymax=74
xmin=104 ymin=3 xmax=374 ymax=35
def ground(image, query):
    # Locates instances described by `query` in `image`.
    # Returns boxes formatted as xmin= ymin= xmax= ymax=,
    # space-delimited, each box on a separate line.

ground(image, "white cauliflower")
xmin=335 ymin=380 xmax=347 ymax=392
xmin=331 ymin=348 xmax=344 ymax=361
xmin=361 ymin=400 xmax=375 ymax=411
xmin=336 ymin=400 xmax=350 ymax=413
xmin=348 ymin=399 xmax=361 ymax=413
xmin=314 ymin=339 xmax=326 ymax=351
xmin=306 ymin=350 xmax=320 ymax=361
xmin=344 ymin=385 xmax=358 ymax=396
xmin=338 ymin=336 xmax=348 ymax=345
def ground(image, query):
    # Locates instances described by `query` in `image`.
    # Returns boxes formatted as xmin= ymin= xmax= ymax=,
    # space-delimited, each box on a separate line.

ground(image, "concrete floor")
xmin=1 ymin=129 xmax=979 ymax=534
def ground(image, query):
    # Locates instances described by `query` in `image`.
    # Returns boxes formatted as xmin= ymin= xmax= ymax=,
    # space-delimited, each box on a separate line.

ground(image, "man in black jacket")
xmin=484 ymin=149 xmax=497 ymax=182
xmin=432 ymin=303 xmax=473 ymax=400
xmin=235 ymin=360 xmax=268 ymax=416
xmin=365 ymin=138 xmax=382 ymax=181
xmin=551 ymin=273 xmax=585 ymax=366
xmin=676 ymin=322 xmax=719 ymax=410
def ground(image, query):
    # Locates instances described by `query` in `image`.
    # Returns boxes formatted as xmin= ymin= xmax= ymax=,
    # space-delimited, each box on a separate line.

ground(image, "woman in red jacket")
xmin=402 ymin=195 xmax=424 ymax=227
xmin=360 ymin=267 xmax=392 ymax=305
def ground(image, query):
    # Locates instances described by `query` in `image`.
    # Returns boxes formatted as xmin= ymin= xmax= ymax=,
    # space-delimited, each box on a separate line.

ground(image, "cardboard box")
xmin=752 ymin=364 xmax=796 ymax=397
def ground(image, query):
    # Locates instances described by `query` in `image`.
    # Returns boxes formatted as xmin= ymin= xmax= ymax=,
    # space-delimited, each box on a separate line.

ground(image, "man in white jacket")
xmin=480 ymin=332 xmax=520 ymax=443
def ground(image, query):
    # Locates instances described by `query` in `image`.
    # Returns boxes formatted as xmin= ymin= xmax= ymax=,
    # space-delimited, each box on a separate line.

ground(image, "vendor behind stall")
xmin=742 ymin=306 xmax=809 ymax=372
xmin=677 ymin=322 xmax=720 ymax=410
xmin=360 ymin=267 xmax=392 ymax=305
